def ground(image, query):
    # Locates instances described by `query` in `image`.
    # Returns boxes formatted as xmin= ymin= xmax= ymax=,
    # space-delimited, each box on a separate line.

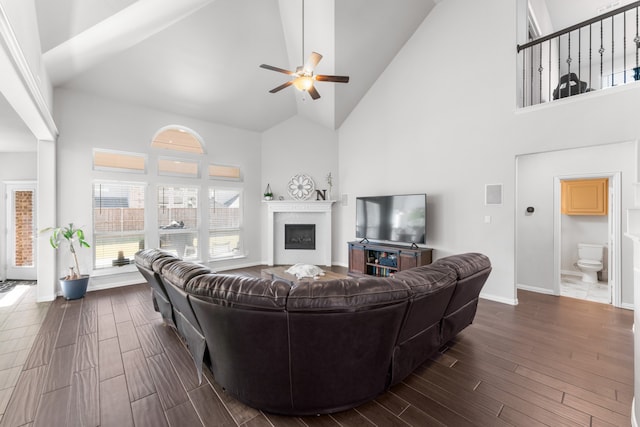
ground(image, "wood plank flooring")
xmin=0 ymin=269 xmax=634 ymax=426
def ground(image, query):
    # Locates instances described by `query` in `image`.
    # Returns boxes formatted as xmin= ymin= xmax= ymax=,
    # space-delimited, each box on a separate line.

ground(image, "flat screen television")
xmin=355 ymin=194 xmax=426 ymax=245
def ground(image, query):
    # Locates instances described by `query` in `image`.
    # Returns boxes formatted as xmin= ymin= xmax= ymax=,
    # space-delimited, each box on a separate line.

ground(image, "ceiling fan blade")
xmin=269 ymin=81 xmax=293 ymax=93
xmin=308 ymin=85 xmax=321 ymax=100
xmin=315 ymin=75 xmax=350 ymax=83
xmin=260 ymin=64 xmax=295 ymax=75
xmin=304 ymin=52 xmax=323 ymax=72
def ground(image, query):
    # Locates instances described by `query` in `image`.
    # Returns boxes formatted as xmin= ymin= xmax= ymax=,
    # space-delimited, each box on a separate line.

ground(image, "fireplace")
xmin=265 ymin=200 xmax=334 ymax=266
xmin=284 ymin=224 xmax=316 ymax=250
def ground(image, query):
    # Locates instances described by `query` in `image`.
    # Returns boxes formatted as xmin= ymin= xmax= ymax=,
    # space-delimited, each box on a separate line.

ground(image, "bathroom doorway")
xmin=515 ymin=142 xmax=633 ymax=309
xmin=553 ymin=173 xmax=620 ymax=305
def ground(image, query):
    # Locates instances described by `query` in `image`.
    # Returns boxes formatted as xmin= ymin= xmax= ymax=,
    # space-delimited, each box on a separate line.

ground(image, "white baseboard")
xmin=620 ymin=302 xmax=635 ymax=311
xmin=632 ymin=398 xmax=638 ymax=427
xmin=36 ymin=292 xmax=56 ymax=303
xmin=517 ymin=283 xmax=556 ymax=295
xmin=82 ymin=270 xmax=145 ymax=294
xmin=216 ymin=260 xmax=262 ymax=272
xmin=561 ymin=269 xmax=582 ymax=277
xmin=479 ymin=292 xmax=518 ymax=306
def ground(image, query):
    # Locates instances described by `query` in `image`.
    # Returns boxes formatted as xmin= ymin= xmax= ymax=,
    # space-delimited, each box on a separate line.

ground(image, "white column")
xmin=37 ymin=139 xmax=56 ymax=302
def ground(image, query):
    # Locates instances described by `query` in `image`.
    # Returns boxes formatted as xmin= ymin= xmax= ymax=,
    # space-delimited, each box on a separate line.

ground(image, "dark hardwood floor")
xmin=0 ymin=267 xmax=633 ymax=426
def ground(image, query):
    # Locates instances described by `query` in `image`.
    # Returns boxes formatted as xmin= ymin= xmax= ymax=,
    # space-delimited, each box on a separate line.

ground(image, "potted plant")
xmin=264 ymin=183 xmax=274 ymax=201
xmin=41 ymin=223 xmax=91 ymax=300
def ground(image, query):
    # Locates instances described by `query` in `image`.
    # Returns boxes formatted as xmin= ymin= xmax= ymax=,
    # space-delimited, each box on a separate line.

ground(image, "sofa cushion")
xmin=186 ymin=274 xmax=290 ymax=310
xmin=431 ymin=253 xmax=491 ymax=279
xmin=392 ymin=265 xmax=457 ymax=297
xmin=161 ymin=261 xmax=211 ymax=289
xmin=152 ymin=256 xmax=180 ymax=274
xmin=287 ymin=277 xmax=410 ymax=312
xmin=134 ymin=248 xmax=177 ymax=269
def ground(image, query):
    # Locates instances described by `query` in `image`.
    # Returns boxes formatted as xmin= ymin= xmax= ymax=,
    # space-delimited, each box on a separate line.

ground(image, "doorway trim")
xmin=553 ymin=172 xmax=621 ymax=307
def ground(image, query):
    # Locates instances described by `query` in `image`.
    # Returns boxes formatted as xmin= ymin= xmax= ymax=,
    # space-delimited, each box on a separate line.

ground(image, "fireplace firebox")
xmin=284 ymin=224 xmax=316 ymax=250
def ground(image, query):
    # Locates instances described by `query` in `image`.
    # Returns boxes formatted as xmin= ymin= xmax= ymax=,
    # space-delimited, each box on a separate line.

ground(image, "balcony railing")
xmin=518 ymin=1 xmax=640 ymax=107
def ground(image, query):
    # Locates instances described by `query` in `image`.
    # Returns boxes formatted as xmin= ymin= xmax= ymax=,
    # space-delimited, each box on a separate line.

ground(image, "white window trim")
xmin=157 ymin=156 xmax=201 ymax=178
xmin=208 ymin=186 xmax=244 ymax=261
xmin=93 ymin=148 xmax=147 ymax=174
xmin=208 ymin=163 xmax=243 ymax=182
xmin=92 ymin=180 xmax=146 ymax=272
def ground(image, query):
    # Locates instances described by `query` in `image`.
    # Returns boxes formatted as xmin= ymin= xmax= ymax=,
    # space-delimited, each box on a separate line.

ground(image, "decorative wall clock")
xmin=287 ymin=174 xmax=315 ymax=200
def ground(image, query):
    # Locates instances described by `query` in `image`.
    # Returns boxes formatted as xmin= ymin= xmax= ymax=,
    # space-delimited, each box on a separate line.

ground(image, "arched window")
xmin=151 ymin=126 xmax=205 ymax=154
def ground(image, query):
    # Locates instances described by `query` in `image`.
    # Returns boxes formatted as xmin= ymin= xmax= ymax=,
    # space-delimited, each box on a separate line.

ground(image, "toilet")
xmin=576 ymin=243 xmax=604 ymax=284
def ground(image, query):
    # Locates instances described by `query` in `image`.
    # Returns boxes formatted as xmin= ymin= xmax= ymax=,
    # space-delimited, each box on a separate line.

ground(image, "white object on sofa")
xmin=285 ymin=263 xmax=325 ymax=279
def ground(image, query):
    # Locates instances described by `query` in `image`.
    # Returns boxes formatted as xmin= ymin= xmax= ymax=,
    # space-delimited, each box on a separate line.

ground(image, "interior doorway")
xmin=553 ymin=173 xmax=620 ymax=306
xmin=515 ymin=142 xmax=633 ymax=309
xmin=5 ymin=181 xmax=37 ymax=280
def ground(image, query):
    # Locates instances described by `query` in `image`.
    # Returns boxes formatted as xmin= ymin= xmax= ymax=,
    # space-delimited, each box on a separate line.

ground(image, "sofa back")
xmin=160 ymin=260 xmax=211 ymax=382
xmin=134 ymin=249 xmax=180 ymax=324
xmin=134 ymin=249 xmax=179 ymax=298
xmin=431 ymin=253 xmax=492 ymax=343
xmin=161 ymin=261 xmax=211 ymax=331
xmin=285 ymin=276 xmax=410 ymax=413
xmin=390 ymin=266 xmax=457 ymax=384
xmin=187 ymin=274 xmax=293 ymax=413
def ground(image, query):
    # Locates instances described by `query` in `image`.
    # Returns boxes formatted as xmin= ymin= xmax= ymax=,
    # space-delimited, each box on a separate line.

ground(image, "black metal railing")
xmin=518 ymin=1 xmax=640 ymax=107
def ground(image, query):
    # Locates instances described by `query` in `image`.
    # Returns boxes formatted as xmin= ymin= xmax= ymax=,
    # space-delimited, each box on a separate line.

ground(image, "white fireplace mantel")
xmin=265 ymin=200 xmax=335 ymax=266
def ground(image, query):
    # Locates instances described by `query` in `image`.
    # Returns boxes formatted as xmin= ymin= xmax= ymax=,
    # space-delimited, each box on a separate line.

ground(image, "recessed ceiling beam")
xmin=44 ymin=0 xmax=215 ymax=85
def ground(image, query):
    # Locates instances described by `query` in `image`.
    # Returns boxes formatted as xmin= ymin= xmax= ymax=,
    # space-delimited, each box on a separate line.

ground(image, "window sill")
xmin=92 ymin=264 xmax=137 ymax=277
xmin=208 ymin=253 xmax=247 ymax=263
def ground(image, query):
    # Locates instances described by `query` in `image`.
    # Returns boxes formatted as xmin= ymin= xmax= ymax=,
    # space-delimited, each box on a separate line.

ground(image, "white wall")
xmin=516 ymin=142 xmax=635 ymax=304
xmin=261 ymin=115 xmax=341 ymax=264
xmin=336 ymin=0 xmax=640 ymax=305
xmin=53 ymin=88 xmax=262 ymax=289
xmin=0 ymin=152 xmax=37 ymax=281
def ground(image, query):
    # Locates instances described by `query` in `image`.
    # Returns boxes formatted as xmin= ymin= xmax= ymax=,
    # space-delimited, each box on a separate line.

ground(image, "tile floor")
xmin=560 ymin=274 xmax=610 ymax=304
xmin=0 ymin=282 xmax=50 ymax=425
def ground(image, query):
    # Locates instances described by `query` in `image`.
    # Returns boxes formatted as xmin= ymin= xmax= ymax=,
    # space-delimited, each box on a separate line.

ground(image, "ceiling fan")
xmin=259 ymin=0 xmax=349 ymax=100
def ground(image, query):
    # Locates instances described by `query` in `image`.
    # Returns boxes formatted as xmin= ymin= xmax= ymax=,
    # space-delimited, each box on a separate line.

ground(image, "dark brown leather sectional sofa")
xmin=134 ymin=249 xmax=491 ymax=415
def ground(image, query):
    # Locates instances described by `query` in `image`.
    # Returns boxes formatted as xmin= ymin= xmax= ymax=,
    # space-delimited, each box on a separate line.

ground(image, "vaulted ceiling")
xmin=34 ymin=0 xmax=437 ymax=132
xmin=0 ymin=0 xmax=625 ymax=152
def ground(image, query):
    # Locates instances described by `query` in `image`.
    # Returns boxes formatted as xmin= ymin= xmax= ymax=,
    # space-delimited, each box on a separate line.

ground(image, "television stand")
xmin=348 ymin=241 xmax=432 ymax=277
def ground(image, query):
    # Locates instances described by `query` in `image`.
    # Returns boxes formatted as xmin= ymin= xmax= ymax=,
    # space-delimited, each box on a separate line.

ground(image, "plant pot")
xmin=634 ymin=67 xmax=640 ymax=81
xmin=59 ymin=275 xmax=90 ymax=300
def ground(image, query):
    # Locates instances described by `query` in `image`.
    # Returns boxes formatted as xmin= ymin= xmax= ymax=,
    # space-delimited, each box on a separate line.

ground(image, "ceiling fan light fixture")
xmin=259 ymin=0 xmax=348 ymax=100
xmin=293 ymin=76 xmax=314 ymax=91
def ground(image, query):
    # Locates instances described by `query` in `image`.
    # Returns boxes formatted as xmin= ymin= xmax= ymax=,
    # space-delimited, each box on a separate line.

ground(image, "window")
xmin=93 ymin=182 xmax=145 ymax=269
xmin=209 ymin=187 xmax=242 ymax=259
xmin=158 ymin=157 xmax=199 ymax=177
xmin=151 ymin=127 xmax=204 ymax=154
xmin=93 ymin=149 xmax=146 ymax=173
xmin=158 ymin=186 xmax=199 ymax=259
xmin=209 ymin=164 xmax=241 ymax=181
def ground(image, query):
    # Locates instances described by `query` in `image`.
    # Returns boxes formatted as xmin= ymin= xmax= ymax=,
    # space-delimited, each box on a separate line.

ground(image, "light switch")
xmin=484 ymin=215 xmax=491 ymax=224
